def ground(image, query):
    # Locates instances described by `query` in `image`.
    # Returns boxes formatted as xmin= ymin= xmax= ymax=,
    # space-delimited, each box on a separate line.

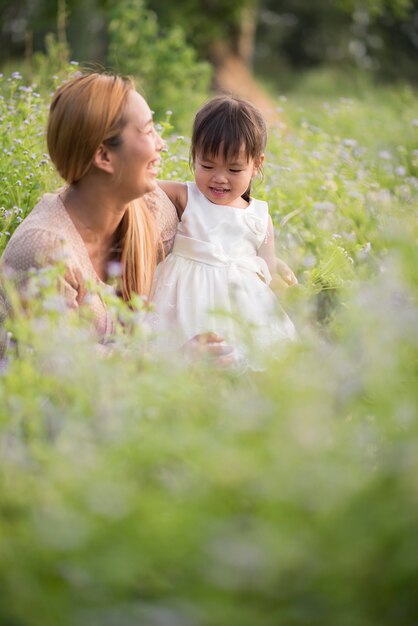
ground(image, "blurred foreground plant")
xmin=1 ymin=67 xmax=418 ymax=626
xmin=0 ymin=242 xmax=418 ymax=626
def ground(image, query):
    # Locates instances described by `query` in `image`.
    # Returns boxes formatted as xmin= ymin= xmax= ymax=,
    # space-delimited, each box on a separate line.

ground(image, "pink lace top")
xmin=1 ymin=187 xmax=179 ymax=338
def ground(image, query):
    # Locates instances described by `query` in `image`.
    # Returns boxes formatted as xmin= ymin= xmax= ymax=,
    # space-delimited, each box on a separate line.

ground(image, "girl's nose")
xmin=212 ymin=169 xmax=227 ymax=182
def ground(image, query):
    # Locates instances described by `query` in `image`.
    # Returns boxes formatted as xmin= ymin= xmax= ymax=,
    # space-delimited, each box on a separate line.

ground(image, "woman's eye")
xmin=142 ymin=123 xmax=155 ymax=135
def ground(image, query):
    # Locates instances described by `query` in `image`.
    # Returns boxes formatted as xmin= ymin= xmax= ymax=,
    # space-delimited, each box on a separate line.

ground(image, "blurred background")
xmin=0 ymin=0 xmax=417 ymax=125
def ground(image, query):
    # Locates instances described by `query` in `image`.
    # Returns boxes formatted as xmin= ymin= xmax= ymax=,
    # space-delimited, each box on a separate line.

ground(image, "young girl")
xmin=151 ymin=95 xmax=296 ymax=359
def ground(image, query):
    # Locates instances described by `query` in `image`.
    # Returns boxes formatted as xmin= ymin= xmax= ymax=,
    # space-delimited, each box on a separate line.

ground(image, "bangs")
xmin=194 ymin=117 xmax=249 ymax=162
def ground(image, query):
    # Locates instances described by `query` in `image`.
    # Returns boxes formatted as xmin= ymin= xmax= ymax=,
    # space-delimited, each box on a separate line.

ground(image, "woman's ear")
xmin=253 ymin=153 xmax=265 ymax=176
xmin=92 ymin=144 xmax=115 ymax=174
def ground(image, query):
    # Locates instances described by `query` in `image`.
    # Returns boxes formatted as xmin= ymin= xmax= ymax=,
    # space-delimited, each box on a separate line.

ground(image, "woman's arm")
xmin=157 ymin=181 xmax=188 ymax=218
xmin=2 ymin=228 xmax=80 ymax=309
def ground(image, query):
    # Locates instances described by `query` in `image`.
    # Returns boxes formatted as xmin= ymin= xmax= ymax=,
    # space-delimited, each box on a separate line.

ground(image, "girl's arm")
xmin=276 ymin=257 xmax=298 ymax=286
xmin=257 ymin=215 xmax=277 ymax=278
xmin=258 ymin=216 xmax=298 ymax=285
xmin=157 ymin=181 xmax=187 ymax=218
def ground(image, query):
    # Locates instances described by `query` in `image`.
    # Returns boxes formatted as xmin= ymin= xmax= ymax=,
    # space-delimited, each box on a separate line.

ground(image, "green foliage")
xmin=262 ymin=82 xmax=418 ymax=299
xmin=107 ymin=0 xmax=212 ymax=129
xmin=256 ymin=0 xmax=418 ymax=86
xmin=146 ymin=0 xmax=257 ymax=55
xmin=337 ymin=0 xmax=414 ymax=18
xmin=0 ymin=72 xmax=59 ymax=252
xmin=1 ymin=0 xmax=417 ymax=89
xmin=1 ymin=68 xmax=418 ymax=624
xmin=1 ymin=243 xmax=418 ymax=625
xmin=30 ymin=32 xmax=73 ymax=90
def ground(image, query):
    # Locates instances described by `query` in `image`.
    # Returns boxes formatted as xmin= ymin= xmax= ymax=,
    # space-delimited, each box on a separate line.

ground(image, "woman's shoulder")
xmin=143 ymin=186 xmax=178 ymax=224
xmin=10 ymin=192 xmax=70 ymax=235
xmin=1 ymin=192 xmax=76 ymax=271
xmin=143 ymin=186 xmax=179 ymax=256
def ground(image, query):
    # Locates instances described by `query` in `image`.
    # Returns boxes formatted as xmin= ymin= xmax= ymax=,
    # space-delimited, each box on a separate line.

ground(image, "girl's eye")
xmin=230 ymin=169 xmax=242 ymax=173
xmin=201 ymin=165 xmax=213 ymax=170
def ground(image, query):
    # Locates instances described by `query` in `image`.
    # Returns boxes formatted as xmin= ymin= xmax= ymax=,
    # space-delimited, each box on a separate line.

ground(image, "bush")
xmin=107 ymin=0 xmax=212 ymax=130
xmin=0 ymin=71 xmax=59 ymax=251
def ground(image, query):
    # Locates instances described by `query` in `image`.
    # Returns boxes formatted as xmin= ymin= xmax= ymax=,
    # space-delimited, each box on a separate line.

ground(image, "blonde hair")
xmin=47 ymin=72 xmax=158 ymax=301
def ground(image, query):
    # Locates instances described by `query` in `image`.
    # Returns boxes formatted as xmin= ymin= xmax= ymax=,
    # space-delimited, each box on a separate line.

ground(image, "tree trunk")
xmin=207 ymin=6 xmax=280 ymax=126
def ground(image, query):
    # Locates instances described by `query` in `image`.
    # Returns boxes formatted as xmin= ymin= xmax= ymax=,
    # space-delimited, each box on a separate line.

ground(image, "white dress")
xmin=151 ymin=182 xmax=296 ymax=357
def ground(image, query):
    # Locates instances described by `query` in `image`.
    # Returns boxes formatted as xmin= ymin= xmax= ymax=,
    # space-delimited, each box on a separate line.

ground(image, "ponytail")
xmin=119 ymin=198 xmax=159 ymax=301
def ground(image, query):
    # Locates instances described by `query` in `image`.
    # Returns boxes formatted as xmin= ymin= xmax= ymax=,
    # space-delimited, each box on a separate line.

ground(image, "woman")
xmin=1 ymin=72 xmax=231 ymax=361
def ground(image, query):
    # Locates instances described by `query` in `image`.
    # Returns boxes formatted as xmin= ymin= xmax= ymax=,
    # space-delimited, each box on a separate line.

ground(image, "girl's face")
xmin=112 ymin=91 xmax=164 ymax=201
xmin=194 ymin=145 xmax=263 ymax=208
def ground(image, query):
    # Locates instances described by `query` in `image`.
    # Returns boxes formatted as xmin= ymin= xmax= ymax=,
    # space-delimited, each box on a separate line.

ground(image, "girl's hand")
xmin=276 ymin=257 xmax=298 ymax=286
xmin=184 ymin=332 xmax=236 ymax=367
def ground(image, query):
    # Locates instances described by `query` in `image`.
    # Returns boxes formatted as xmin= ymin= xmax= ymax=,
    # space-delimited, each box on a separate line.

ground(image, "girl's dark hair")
xmin=191 ymin=95 xmax=267 ymax=164
xmin=190 ymin=95 xmax=267 ymax=201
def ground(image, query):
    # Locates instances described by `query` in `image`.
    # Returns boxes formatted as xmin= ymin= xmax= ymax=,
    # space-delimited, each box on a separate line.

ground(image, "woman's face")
xmin=113 ymin=91 xmax=163 ymax=200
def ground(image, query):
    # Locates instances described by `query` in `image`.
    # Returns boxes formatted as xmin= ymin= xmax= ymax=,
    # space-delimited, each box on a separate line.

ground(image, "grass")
xmin=0 ymin=66 xmax=418 ymax=625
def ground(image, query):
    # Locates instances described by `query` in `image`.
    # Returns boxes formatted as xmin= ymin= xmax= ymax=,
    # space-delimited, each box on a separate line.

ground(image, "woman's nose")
xmin=154 ymin=129 xmax=164 ymax=152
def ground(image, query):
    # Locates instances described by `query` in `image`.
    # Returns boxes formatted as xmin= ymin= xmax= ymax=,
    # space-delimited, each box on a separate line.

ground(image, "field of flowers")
xmin=0 ymin=68 xmax=418 ymax=625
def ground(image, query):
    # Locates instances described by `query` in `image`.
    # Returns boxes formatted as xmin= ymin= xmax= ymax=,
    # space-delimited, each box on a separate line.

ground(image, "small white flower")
xmin=314 ymin=201 xmax=336 ymax=212
xmin=107 ymin=261 xmax=122 ymax=278
xmin=378 ymin=150 xmax=392 ymax=160
xmin=43 ymin=295 xmax=68 ymax=313
xmin=343 ymin=138 xmax=357 ymax=148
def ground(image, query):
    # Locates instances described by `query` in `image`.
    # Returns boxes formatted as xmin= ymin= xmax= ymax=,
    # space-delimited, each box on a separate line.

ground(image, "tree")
xmin=106 ymin=0 xmax=211 ymax=127
xmin=145 ymin=0 xmax=281 ymax=121
xmin=255 ymin=0 xmax=418 ymax=85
